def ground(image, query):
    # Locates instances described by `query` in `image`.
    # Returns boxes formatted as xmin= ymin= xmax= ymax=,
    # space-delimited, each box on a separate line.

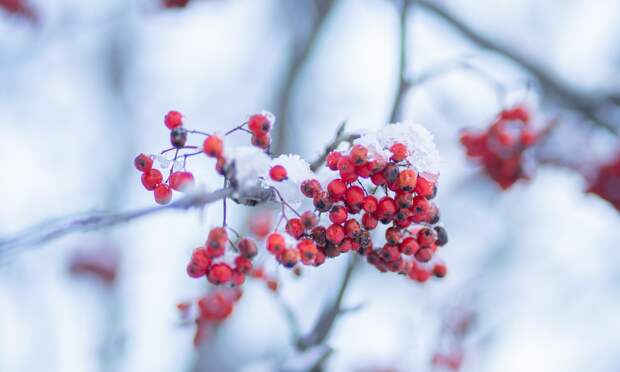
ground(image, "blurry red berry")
xmin=389 ymin=143 xmax=408 ymax=162
xmin=154 ymin=184 xmax=172 ymax=205
xmin=164 ymin=110 xmax=183 ymax=130
xmin=269 ymin=165 xmax=288 ymax=181
xmin=203 ymin=135 xmax=224 ymax=158
xmin=141 ymin=168 xmax=163 ymax=190
xmin=134 ymin=153 xmax=153 ymax=172
xmin=169 ymin=171 xmax=195 ymax=192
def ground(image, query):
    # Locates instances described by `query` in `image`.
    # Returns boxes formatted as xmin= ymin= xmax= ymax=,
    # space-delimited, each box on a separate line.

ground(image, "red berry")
xmin=231 ymin=270 xmax=246 ymax=286
xmin=279 ymin=248 xmax=300 ymax=268
xmin=234 ymin=256 xmax=253 ymax=274
xmin=313 ymin=191 xmax=333 ymax=213
xmin=398 ymin=169 xmax=418 ymax=192
xmin=311 ymin=226 xmax=327 ymax=247
xmin=300 ymin=211 xmax=318 ymax=230
xmin=414 ymin=175 xmax=436 ymax=199
xmin=297 ymin=239 xmax=318 ymax=263
xmin=362 ymin=213 xmax=378 ymax=230
xmin=169 ymin=171 xmax=195 ymax=192
xmin=267 ymin=233 xmax=286 ymax=255
xmin=269 ymin=165 xmax=288 ymax=181
xmin=251 ymin=133 xmax=271 ymax=149
xmin=371 ymin=172 xmax=387 ymax=186
xmin=203 ymin=135 xmax=224 ymax=158
xmin=345 ymin=186 xmax=365 ymax=209
xmin=349 ymin=144 xmax=368 ymax=165
xmin=329 ymin=205 xmax=348 ymax=224
xmin=207 ymin=263 xmax=233 ymax=285
xmin=385 ymin=227 xmax=402 ymax=245
xmin=383 ymin=163 xmax=399 ymax=184
xmin=389 ymin=143 xmax=408 ymax=162
xmin=285 ymin=218 xmax=304 ymax=239
xmin=412 ymin=195 xmax=430 ymax=217
xmin=326 ymin=151 xmax=342 ymax=171
xmin=327 ymin=179 xmax=347 ymax=201
xmin=141 ymin=168 xmax=163 ymax=190
xmin=395 ymin=192 xmax=413 ymax=209
xmin=368 ymin=155 xmax=387 ymax=174
xmin=380 ymin=244 xmax=400 ymax=262
xmin=134 ymin=153 xmax=153 ymax=172
xmin=326 ymin=224 xmax=345 ymax=245
xmin=415 ymin=247 xmax=434 ymax=262
xmin=362 ymin=195 xmax=379 ymax=213
xmin=376 ymin=197 xmax=397 ymax=222
xmin=154 ymin=183 xmax=172 ymax=205
xmin=417 ymin=227 xmax=438 ymax=246
xmin=300 ymin=179 xmax=322 ymax=198
xmin=355 ymin=164 xmax=372 ymax=178
xmin=237 ymin=237 xmax=258 ymax=258
xmin=215 ymin=157 xmax=226 ymax=175
xmin=344 ymin=219 xmax=361 ymax=238
xmin=339 ymin=238 xmax=353 ymax=253
xmin=187 ymin=261 xmax=206 ymax=278
xmin=432 ymin=262 xmax=447 ymax=278
xmin=164 ymin=110 xmax=183 ymax=130
xmin=399 ymin=237 xmax=419 ymax=255
xmin=337 ymin=156 xmax=355 ymax=175
xmin=248 ymin=113 xmax=273 ymax=135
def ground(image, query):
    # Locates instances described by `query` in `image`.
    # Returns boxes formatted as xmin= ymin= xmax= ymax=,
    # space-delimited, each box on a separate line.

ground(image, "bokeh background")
xmin=2 ymin=0 xmax=620 ymax=371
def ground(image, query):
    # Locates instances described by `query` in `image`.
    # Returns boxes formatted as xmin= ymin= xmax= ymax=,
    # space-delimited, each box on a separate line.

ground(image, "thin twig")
xmin=309 ymin=121 xmax=360 ymax=172
xmin=389 ymin=0 xmax=412 ymax=123
xmin=415 ymin=0 xmax=619 ymax=134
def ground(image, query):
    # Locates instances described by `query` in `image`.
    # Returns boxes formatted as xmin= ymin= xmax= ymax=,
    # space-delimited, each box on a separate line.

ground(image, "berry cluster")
xmin=264 ymin=140 xmax=448 ymax=282
xmin=460 ymin=106 xmax=538 ymax=189
xmin=186 ymin=227 xmax=259 ymax=287
xmin=134 ymin=110 xmax=275 ymax=205
xmin=587 ymin=151 xmax=620 ymax=212
xmin=0 ymin=0 xmax=37 ymax=20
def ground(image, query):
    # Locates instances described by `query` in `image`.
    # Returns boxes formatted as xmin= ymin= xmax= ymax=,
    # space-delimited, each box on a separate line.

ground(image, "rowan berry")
xmin=311 ymin=226 xmax=327 ymax=247
xmin=300 ymin=211 xmax=318 ymax=230
xmin=300 ymin=179 xmax=322 ymax=198
xmin=248 ymin=113 xmax=273 ymax=136
xmin=251 ymin=133 xmax=271 ymax=149
xmin=362 ymin=213 xmax=378 ymax=230
xmin=267 ymin=233 xmax=286 ymax=255
xmin=298 ymin=239 xmax=318 ymax=262
xmin=385 ymin=227 xmax=402 ymax=245
xmin=141 ymin=168 xmax=163 ymax=190
xmin=361 ymin=195 xmax=379 ymax=213
xmin=432 ymin=262 xmax=447 ymax=278
xmin=279 ymin=248 xmax=300 ymax=268
xmin=164 ymin=110 xmax=183 ymax=130
xmin=313 ymin=191 xmax=333 ymax=212
xmin=169 ymin=171 xmax=195 ymax=191
xmin=329 ymin=205 xmax=348 ymax=224
xmin=134 ymin=153 xmax=153 ymax=172
xmin=344 ymin=219 xmax=361 ymax=238
xmin=327 ymin=179 xmax=347 ymax=201
xmin=285 ymin=218 xmax=304 ymax=239
xmin=326 ymin=151 xmax=342 ymax=170
xmin=376 ymin=196 xmax=397 ymax=223
xmin=349 ymin=144 xmax=368 ymax=165
xmin=399 ymin=236 xmax=419 ymax=255
xmin=207 ymin=263 xmax=233 ymax=285
xmin=326 ymin=224 xmax=345 ymax=245
xmin=203 ymin=135 xmax=223 ymax=158
xmin=345 ymin=186 xmax=365 ymax=209
xmin=417 ymin=227 xmax=438 ymax=246
xmin=269 ymin=165 xmax=288 ymax=181
xmin=398 ymin=169 xmax=418 ymax=192
xmin=170 ymin=127 xmax=188 ymax=148
xmin=234 ymin=256 xmax=253 ymax=274
xmin=390 ymin=143 xmax=408 ymax=162
xmin=237 ymin=237 xmax=258 ymax=258
xmin=415 ymin=175 xmax=436 ymax=199
xmin=154 ymin=184 xmax=172 ymax=205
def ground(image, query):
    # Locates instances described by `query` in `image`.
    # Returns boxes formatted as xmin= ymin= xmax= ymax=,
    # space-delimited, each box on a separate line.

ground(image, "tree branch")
xmin=415 ymin=0 xmax=619 ymax=134
xmin=273 ymin=0 xmax=339 ymax=155
xmin=309 ymin=121 xmax=360 ymax=172
xmin=0 ymin=187 xmax=243 ymax=255
xmin=389 ymin=0 xmax=412 ymax=123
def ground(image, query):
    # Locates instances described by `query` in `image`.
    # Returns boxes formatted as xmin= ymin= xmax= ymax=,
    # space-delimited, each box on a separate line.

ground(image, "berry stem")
xmin=224 ymin=121 xmax=249 ymax=136
xmin=160 ymin=145 xmax=198 ymax=155
xmin=271 ymin=187 xmax=302 ymax=218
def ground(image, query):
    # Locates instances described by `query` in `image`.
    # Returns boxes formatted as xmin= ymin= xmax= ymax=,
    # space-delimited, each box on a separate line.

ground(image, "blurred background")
xmin=1 ymin=0 xmax=620 ymax=371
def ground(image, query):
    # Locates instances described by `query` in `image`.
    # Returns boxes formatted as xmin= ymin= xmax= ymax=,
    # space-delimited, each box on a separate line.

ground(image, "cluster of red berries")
xmin=263 ymin=142 xmax=448 ymax=282
xmin=0 ymin=0 xmax=37 ymax=20
xmin=134 ymin=110 xmax=275 ymax=204
xmin=178 ymin=267 xmax=280 ymax=346
xmin=177 ymin=287 xmax=243 ymax=346
xmin=460 ymin=106 xmax=538 ymax=190
xmin=587 ymin=151 xmax=620 ymax=212
xmin=186 ymin=227 xmax=259 ymax=287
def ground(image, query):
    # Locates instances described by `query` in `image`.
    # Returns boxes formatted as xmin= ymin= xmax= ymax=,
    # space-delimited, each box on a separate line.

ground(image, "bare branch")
xmin=297 ymin=254 xmax=359 ymax=351
xmin=415 ymin=0 xmax=618 ymax=134
xmin=273 ymin=0 xmax=339 ymax=155
xmin=0 ymin=187 xmax=268 ymax=255
xmin=389 ymin=0 xmax=413 ymax=123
